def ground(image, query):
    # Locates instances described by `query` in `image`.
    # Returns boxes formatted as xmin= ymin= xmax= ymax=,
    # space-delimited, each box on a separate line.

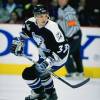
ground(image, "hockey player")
xmin=10 ymin=4 xmax=69 ymax=100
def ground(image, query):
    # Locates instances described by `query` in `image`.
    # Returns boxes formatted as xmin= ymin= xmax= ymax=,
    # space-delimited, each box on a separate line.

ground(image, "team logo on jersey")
xmin=56 ymin=32 xmax=64 ymax=42
xmin=32 ymin=32 xmax=43 ymax=46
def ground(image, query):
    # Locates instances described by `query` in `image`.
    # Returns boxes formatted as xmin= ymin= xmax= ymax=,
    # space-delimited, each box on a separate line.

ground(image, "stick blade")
xmin=71 ymin=78 xmax=90 ymax=88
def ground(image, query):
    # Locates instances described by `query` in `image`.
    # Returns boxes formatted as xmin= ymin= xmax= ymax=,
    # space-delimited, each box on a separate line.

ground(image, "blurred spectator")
xmin=78 ymin=0 xmax=100 ymax=26
xmin=7 ymin=9 xmax=22 ymax=24
xmin=7 ymin=0 xmax=15 ymax=13
xmin=0 ymin=7 xmax=10 ymax=23
xmin=0 ymin=0 xmax=23 ymax=23
xmin=1 ymin=0 xmax=99 ymax=26
xmin=84 ymin=0 xmax=100 ymax=26
xmin=57 ymin=0 xmax=84 ymax=78
xmin=0 ymin=0 xmax=2 ymax=6
xmin=4 ymin=0 xmax=18 ymax=14
xmin=68 ymin=0 xmax=80 ymax=11
xmin=0 ymin=0 xmax=10 ymax=23
xmin=49 ymin=0 xmax=58 ymax=21
xmin=14 ymin=0 xmax=31 ymax=6
xmin=22 ymin=0 xmax=39 ymax=21
xmin=38 ymin=0 xmax=50 ymax=6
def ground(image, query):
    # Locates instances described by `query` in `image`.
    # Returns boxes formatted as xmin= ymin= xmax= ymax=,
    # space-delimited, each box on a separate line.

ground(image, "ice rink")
xmin=0 ymin=75 xmax=100 ymax=100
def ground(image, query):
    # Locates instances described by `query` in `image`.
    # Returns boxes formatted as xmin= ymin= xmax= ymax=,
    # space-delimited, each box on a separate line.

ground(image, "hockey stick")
xmin=24 ymin=55 xmax=90 ymax=88
xmin=51 ymin=73 xmax=90 ymax=88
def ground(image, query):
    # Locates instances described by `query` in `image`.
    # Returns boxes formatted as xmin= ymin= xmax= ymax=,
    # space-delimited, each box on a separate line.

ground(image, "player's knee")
xmin=22 ymin=65 xmax=37 ymax=80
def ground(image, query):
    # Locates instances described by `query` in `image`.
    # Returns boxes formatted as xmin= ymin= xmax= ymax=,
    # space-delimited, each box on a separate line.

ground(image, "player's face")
xmin=35 ymin=13 xmax=49 ymax=28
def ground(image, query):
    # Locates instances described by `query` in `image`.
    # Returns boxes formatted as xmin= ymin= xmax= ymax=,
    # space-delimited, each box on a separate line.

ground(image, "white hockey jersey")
xmin=21 ymin=17 xmax=69 ymax=69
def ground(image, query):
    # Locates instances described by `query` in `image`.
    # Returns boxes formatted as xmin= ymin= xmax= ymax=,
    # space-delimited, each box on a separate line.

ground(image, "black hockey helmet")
xmin=33 ymin=4 xmax=48 ymax=15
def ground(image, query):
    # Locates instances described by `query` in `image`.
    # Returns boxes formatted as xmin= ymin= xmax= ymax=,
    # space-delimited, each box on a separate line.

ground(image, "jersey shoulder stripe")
xmin=25 ymin=17 xmax=36 ymax=23
xmin=45 ymin=20 xmax=65 ymax=43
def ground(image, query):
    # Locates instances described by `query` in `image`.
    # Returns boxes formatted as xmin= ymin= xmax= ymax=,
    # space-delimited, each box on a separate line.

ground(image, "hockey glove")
xmin=35 ymin=60 xmax=48 ymax=73
xmin=35 ymin=60 xmax=54 ymax=77
xmin=10 ymin=37 xmax=24 ymax=56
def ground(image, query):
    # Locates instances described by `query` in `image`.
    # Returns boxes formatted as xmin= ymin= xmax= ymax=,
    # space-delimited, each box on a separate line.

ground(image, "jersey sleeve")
xmin=21 ymin=21 xmax=33 ymax=38
xmin=64 ymin=9 xmax=80 ymax=37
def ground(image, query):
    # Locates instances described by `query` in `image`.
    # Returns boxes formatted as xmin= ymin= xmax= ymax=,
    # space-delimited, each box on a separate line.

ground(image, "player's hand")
xmin=35 ymin=60 xmax=55 ymax=77
xmin=35 ymin=60 xmax=49 ymax=74
xmin=10 ymin=37 xmax=24 ymax=56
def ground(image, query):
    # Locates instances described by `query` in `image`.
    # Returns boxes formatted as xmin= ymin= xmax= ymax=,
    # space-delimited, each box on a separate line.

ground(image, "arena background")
xmin=0 ymin=24 xmax=100 ymax=78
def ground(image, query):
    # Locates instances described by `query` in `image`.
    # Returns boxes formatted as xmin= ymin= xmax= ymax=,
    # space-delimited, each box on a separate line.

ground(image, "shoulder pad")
xmin=25 ymin=17 xmax=36 ymax=23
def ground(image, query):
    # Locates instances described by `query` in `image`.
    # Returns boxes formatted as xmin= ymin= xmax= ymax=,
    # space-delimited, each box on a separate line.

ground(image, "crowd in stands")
xmin=0 ymin=0 xmax=100 ymax=27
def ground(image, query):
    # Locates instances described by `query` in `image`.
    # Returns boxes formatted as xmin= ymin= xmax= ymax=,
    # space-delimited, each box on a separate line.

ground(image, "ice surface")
xmin=0 ymin=75 xmax=100 ymax=100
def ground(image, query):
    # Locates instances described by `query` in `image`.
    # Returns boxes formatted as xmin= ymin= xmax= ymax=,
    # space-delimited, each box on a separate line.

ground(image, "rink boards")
xmin=0 ymin=24 xmax=100 ymax=78
xmin=0 ymin=64 xmax=100 ymax=78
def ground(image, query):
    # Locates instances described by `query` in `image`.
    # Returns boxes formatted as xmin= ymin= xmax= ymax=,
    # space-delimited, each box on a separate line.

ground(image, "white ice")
xmin=0 ymin=75 xmax=100 ymax=100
